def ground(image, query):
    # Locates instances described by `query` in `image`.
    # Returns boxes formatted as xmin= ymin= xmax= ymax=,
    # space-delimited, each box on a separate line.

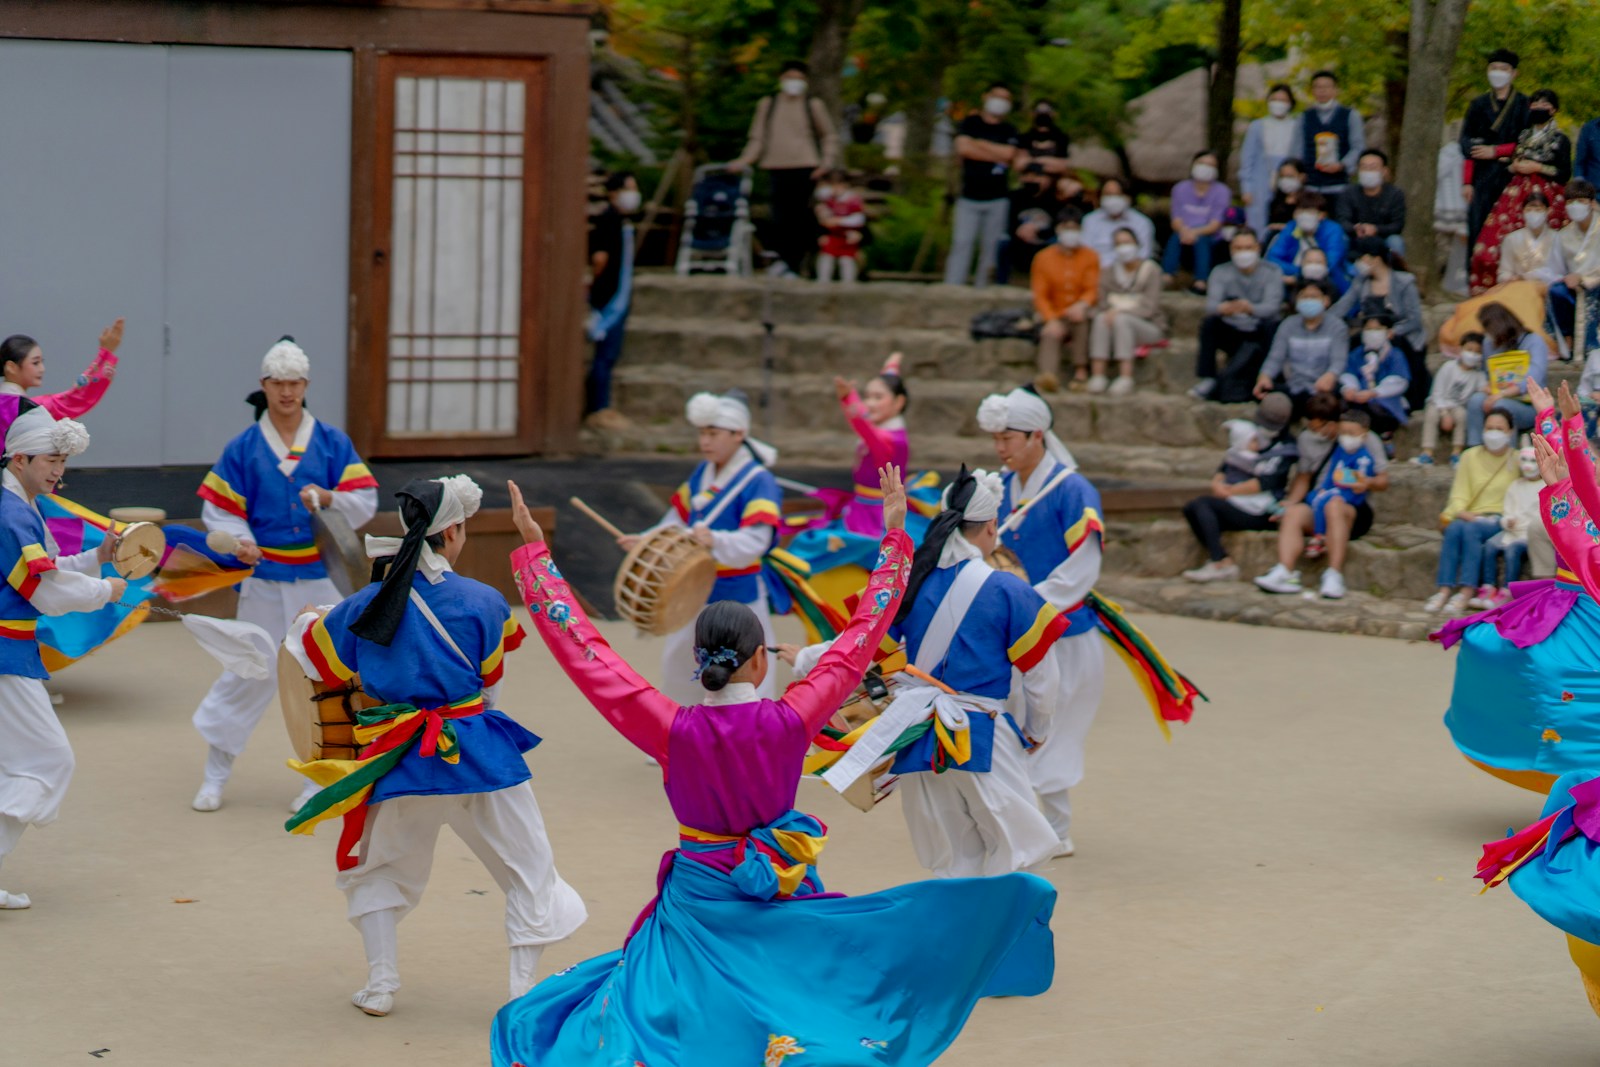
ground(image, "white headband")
xmin=685 ymin=391 xmax=779 ymax=466
xmin=364 ymin=474 xmax=484 ymax=584
xmin=261 ymin=338 xmax=310 ymax=381
xmin=943 ymin=467 xmax=1003 ymax=523
xmin=6 ymin=407 xmax=89 ymax=458
xmin=976 ymin=388 xmax=1077 ymax=469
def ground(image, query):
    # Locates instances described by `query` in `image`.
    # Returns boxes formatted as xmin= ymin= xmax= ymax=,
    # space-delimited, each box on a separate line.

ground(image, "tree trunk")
xmin=805 ymin=0 xmax=864 ymax=126
xmin=1397 ymin=0 xmax=1471 ymax=298
xmin=1383 ymin=26 xmax=1409 ymax=159
xmin=1207 ymin=0 xmax=1243 ymax=174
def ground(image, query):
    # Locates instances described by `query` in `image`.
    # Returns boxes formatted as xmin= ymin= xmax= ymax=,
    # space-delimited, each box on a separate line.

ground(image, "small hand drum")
xmin=112 ymin=521 xmax=167 ymax=579
xmin=614 ymin=527 xmax=717 ymax=635
xmin=986 ymin=546 xmax=1030 ymax=582
xmin=277 ymin=644 xmax=378 ymax=763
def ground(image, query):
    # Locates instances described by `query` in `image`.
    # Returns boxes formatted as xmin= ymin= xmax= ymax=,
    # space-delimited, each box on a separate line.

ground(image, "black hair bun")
xmin=701 ymin=664 xmax=733 ymax=691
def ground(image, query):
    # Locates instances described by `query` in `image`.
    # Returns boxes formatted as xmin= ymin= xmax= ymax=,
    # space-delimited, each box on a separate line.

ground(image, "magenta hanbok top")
xmin=0 ymin=347 xmax=119 ymax=438
xmin=839 ymin=388 xmax=909 ymax=536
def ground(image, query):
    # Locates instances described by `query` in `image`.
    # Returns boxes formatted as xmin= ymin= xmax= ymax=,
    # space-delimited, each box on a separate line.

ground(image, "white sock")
xmin=357 ymin=908 xmax=402 ymax=995
xmin=509 ymin=944 xmax=545 ymax=999
xmin=203 ymin=745 xmax=236 ymax=789
xmin=839 ymin=256 xmax=858 ymax=283
xmin=816 ymin=254 xmax=836 ymax=283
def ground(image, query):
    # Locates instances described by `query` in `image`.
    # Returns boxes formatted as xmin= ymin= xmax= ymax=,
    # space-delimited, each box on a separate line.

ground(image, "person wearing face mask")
xmin=1337 ymin=312 xmax=1411 ymax=437
xmin=1470 ymin=443 xmax=1545 ymax=609
xmin=1239 ymin=85 xmax=1301 ymax=236
xmin=1087 ymin=227 xmax=1166 ymax=394
xmin=1335 ymin=149 xmax=1407 ymax=255
xmin=1467 ymin=300 xmax=1552 ymax=446
xmin=1414 ymin=333 xmax=1489 ymax=466
xmin=586 ymin=171 xmax=640 ymax=425
xmin=1265 ymin=190 xmax=1349 ymax=291
xmin=944 ymin=83 xmax=1026 ymax=287
xmin=1426 ymin=410 xmax=1519 ymax=614
xmin=1557 ymin=179 xmax=1600 ymax=360
xmin=1461 ymin=50 xmax=1531 ymax=254
xmin=1193 ymin=228 xmax=1285 ymax=403
xmin=1255 ymin=280 xmax=1348 ymax=416
xmin=1296 ymin=248 xmax=1347 ymax=298
xmin=1266 ymin=158 xmax=1308 ymax=243
xmin=1002 ymin=163 xmax=1071 ymax=282
xmin=1471 ymin=88 xmax=1572 ymax=295
xmin=1081 ymin=178 xmax=1154 ymax=267
xmin=1298 ymin=70 xmax=1364 ymax=196
xmin=1330 ymin=236 xmax=1429 ymax=408
xmin=1180 ymin=392 xmax=1297 ymax=584
xmin=1030 ymin=208 xmax=1099 ymax=392
xmin=1162 ymin=149 xmax=1232 ymax=294
xmin=1021 ymin=99 xmax=1071 ymax=175
xmin=731 ymin=60 xmax=840 ymax=279
xmin=813 ymin=167 xmax=868 ymax=284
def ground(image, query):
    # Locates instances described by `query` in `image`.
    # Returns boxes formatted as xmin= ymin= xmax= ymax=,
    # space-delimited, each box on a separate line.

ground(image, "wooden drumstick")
xmin=568 ymin=496 xmax=629 ymax=540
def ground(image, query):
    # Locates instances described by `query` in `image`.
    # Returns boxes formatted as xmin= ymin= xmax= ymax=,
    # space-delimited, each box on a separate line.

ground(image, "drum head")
xmin=277 ymin=644 xmax=319 ymax=764
xmin=312 ymin=507 xmax=368 ymax=598
xmin=108 ymin=506 xmax=168 ymax=524
xmin=614 ymin=528 xmax=717 ymax=636
xmin=112 ymin=521 xmax=167 ymax=579
xmin=987 ymin=547 xmax=1029 ymax=581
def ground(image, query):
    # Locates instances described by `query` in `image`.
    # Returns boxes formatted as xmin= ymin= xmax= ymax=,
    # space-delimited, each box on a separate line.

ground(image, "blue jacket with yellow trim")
xmin=998 ymin=467 xmax=1103 ymax=637
xmin=0 ymin=491 xmax=67 ymax=678
xmin=668 ymin=459 xmax=783 ymax=603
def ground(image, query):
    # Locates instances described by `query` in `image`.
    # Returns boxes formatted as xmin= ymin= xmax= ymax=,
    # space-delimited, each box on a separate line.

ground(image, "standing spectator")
xmin=1461 ymin=50 xmax=1530 ymax=254
xmin=1298 ymin=70 xmax=1365 ymax=197
xmin=1082 ymin=178 xmax=1155 ymax=267
xmin=1030 ymin=208 xmax=1099 ymax=393
xmin=1424 ymin=409 xmax=1517 ymax=614
xmin=1336 ymin=149 xmax=1407 ymax=255
xmin=944 ymin=83 xmax=1024 ymax=287
xmin=1180 ymin=392 xmax=1297 ymax=583
xmin=1239 ymin=85 xmax=1300 ymax=237
xmin=1413 ymin=333 xmax=1488 ymax=465
xmin=1265 ymin=190 xmax=1349 ymax=291
xmin=1338 ymin=312 xmax=1411 ymax=436
xmin=731 ymin=60 xmax=840 ymax=279
xmin=1331 ymin=236 xmax=1429 ymax=410
xmin=1088 ymin=227 xmax=1166 ymax=395
xmin=1192 ymin=229 xmax=1285 ymax=403
xmin=1266 ymin=158 xmax=1308 ymax=243
xmin=585 ymin=171 xmax=639 ymax=426
xmin=1022 ymin=100 xmax=1071 ymax=174
xmin=1469 ymin=87 xmax=1571 ymax=294
xmin=1255 ymin=279 xmax=1346 ymax=415
xmin=814 ymin=168 xmax=867 ymax=284
xmin=1466 ymin=300 xmax=1550 ymax=444
xmin=1558 ymin=179 xmax=1600 ymax=359
xmin=1577 ymin=113 xmax=1600 ymax=188
xmin=1162 ymin=150 xmax=1231 ymax=293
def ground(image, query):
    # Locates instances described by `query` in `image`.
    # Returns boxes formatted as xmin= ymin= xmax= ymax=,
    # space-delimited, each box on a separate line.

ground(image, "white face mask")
xmin=1100 ymin=195 xmax=1130 ymax=215
xmin=1278 ymin=177 xmax=1303 ymax=194
xmin=1295 ymin=211 xmax=1321 ymax=233
xmin=1220 ymin=226 xmax=1238 ymax=242
xmin=1268 ymin=99 xmax=1292 ymax=119
xmin=1337 ymin=434 xmax=1364 ymax=452
xmin=1301 ymin=261 xmax=1328 ymax=280
xmin=1362 ymin=329 xmax=1388 ymax=351
xmin=1571 ymin=202 xmax=1594 ymax=223
xmin=781 ymin=77 xmax=807 ymax=97
xmin=1113 ymin=243 xmax=1140 ymax=263
xmin=1521 ymin=459 xmax=1541 ymax=479
xmin=1460 ymin=349 xmax=1483 ymax=369
xmin=614 ymin=189 xmax=641 ymax=214
xmin=1057 ymin=229 xmax=1083 ymax=248
xmin=1525 ymin=211 xmax=1548 ymax=231
xmin=984 ymin=96 xmax=1012 ymax=117
xmin=1487 ymin=68 xmax=1513 ymax=90
xmin=1232 ymin=249 xmax=1260 ymax=270
xmin=1192 ymin=163 xmax=1219 ymax=183
xmin=1358 ymin=169 xmax=1382 ymax=189
xmin=1482 ymin=429 xmax=1512 ymax=453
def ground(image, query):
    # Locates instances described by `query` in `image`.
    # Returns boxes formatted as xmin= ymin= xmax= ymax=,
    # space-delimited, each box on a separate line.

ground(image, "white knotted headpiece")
xmin=938 ymin=468 xmax=1003 ymax=568
xmin=685 ymin=390 xmax=779 ymax=466
xmin=976 ymin=388 xmax=1076 ymax=469
xmin=261 ymin=337 xmax=310 ymax=381
xmin=6 ymin=406 xmax=90 ymax=458
xmin=365 ymin=474 xmax=484 ymax=584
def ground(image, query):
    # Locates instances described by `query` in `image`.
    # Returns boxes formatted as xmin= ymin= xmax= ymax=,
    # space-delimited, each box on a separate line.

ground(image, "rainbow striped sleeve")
xmin=1007 ymin=603 xmax=1068 ymax=673
xmin=302 ymin=613 xmax=355 ymax=683
xmin=740 ymin=497 xmax=782 ymax=528
xmin=335 ymin=462 xmax=378 ymax=492
xmin=669 ymin=482 xmax=691 ymax=522
xmin=1064 ymin=506 xmax=1104 ymax=555
xmin=7 ymin=543 xmax=56 ymax=601
xmin=480 ymin=615 xmax=526 ymax=687
xmin=198 ymin=470 xmax=248 ymax=520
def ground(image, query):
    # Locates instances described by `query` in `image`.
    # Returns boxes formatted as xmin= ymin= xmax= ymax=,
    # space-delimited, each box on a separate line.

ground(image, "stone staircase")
xmin=592 ymin=272 xmax=1573 ymax=636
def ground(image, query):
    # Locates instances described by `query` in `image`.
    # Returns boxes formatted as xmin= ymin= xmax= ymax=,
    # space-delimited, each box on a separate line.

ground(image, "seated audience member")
xmin=1265 ymin=190 xmax=1350 ymax=292
xmin=1335 ymin=149 xmax=1407 ymax=255
xmin=1255 ymin=398 xmax=1389 ymax=600
xmin=1557 ymin=178 xmax=1600 ymax=359
xmin=1473 ymin=443 xmax=1542 ymax=609
xmin=1192 ymin=229 xmax=1285 ymax=403
xmin=1181 ymin=392 xmax=1297 ymax=583
xmin=1339 ymin=311 xmax=1411 ymax=437
xmin=1498 ymin=189 xmax=1567 ymax=287
xmin=1414 ymin=333 xmax=1488 ymax=465
xmin=1030 ymin=207 xmax=1100 ymax=392
xmin=1255 ymin=280 xmax=1346 ymax=415
xmin=1330 ymin=236 xmax=1430 ymax=409
xmin=1082 ymin=177 xmax=1155 ymax=268
xmin=1163 ymin=149 xmax=1231 ymax=294
xmin=1466 ymin=300 xmax=1550 ymax=444
xmin=1296 ymin=247 xmax=1347 ymax=298
xmin=1087 ymin=226 xmax=1165 ymax=395
xmin=1265 ymin=158 xmax=1308 ymax=244
xmin=1002 ymin=163 xmax=1065 ymax=283
xmin=1424 ymin=409 xmax=1517 ymax=614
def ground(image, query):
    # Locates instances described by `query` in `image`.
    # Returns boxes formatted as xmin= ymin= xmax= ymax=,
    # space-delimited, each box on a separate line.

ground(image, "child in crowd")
xmin=815 ymin=168 xmax=867 ymax=284
xmin=1306 ymin=408 xmax=1379 ymax=556
xmin=1414 ymin=332 xmax=1488 ymax=466
xmin=1338 ymin=312 xmax=1411 ymax=437
xmin=1221 ymin=418 xmax=1264 ymax=483
xmin=1472 ymin=441 xmax=1541 ymax=609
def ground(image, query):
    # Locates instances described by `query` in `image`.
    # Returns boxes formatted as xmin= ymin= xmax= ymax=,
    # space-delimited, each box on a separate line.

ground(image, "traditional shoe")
xmin=192 ymin=787 xmax=222 ymax=813
xmin=352 ymin=989 xmax=394 ymax=1017
xmin=0 ymin=890 xmax=31 ymax=909
xmin=1052 ymin=837 xmax=1075 ymax=858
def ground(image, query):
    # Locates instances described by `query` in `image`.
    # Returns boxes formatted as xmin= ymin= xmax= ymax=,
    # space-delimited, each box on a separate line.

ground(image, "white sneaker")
xmin=192 ymin=787 xmax=222 ymax=813
xmin=0 ymin=890 xmax=31 ymax=909
xmin=1254 ymin=564 xmax=1302 ymax=594
xmin=1086 ymin=374 xmax=1109 ymax=394
xmin=1444 ymin=591 xmax=1473 ymax=615
xmin=352 ymin=989 xmax=394 ymax=1017
xmin=1183 ymin=559 xmax=1240 ymax=583
xmin=1189 ymin=378 xmax=1216 ymax=400
xmin=1108 ymin=375 xmax=1135 ymax=396
xmin=1320 ymin=569 xmax=1346 ymax=599
xmin=1422 ymin=590 xmax=1450 ymax=613
xmin=1052 ymin=837 xmax=1075 ymax=858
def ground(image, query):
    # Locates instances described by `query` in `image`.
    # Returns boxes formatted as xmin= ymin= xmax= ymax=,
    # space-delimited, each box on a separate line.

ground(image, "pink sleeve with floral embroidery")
xmin=782 ymin=528 xmax=912 ymax=736
xmin=1536 ymin=408 xmax=1600 ymax=597
xmin=511 ymin=542 xmax=679 ymax=766
xmin=841 ymin=389 xmax=897 ymax=468
xmin=36 ymin=349 xmax=117 ymax=421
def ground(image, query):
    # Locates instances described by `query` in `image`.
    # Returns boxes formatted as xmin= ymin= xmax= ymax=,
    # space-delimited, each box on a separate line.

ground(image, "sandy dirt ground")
xmin=3 ymin=609 xmax=1597 ymax=1066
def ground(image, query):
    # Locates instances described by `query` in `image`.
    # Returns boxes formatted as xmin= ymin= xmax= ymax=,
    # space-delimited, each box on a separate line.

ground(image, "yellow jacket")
xmin=1441 ymin=445 xmax=1517 ymax=523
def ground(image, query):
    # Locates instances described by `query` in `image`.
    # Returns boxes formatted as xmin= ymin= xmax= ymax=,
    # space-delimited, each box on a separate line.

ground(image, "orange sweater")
xmin=1031 ymin=244 xmax=1101 ymax=321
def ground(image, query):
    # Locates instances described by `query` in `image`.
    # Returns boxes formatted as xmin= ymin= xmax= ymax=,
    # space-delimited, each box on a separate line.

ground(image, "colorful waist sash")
xmin=677 ymin=810 xmax=829 ymax=901
xmin=285 ymin=693 xmax=485 ymax=870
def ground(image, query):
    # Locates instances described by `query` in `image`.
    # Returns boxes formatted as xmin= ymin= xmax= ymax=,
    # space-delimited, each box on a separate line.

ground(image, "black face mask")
xmin=1530 ymin=107 xmax=1554 ymax=122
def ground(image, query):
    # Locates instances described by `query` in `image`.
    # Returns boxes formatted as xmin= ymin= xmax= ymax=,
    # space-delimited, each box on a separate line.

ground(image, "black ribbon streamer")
xmin=350 ymin=479 xmax=445 ymax=646
xmin=894 ymin=464 xmax=976 ymax=625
